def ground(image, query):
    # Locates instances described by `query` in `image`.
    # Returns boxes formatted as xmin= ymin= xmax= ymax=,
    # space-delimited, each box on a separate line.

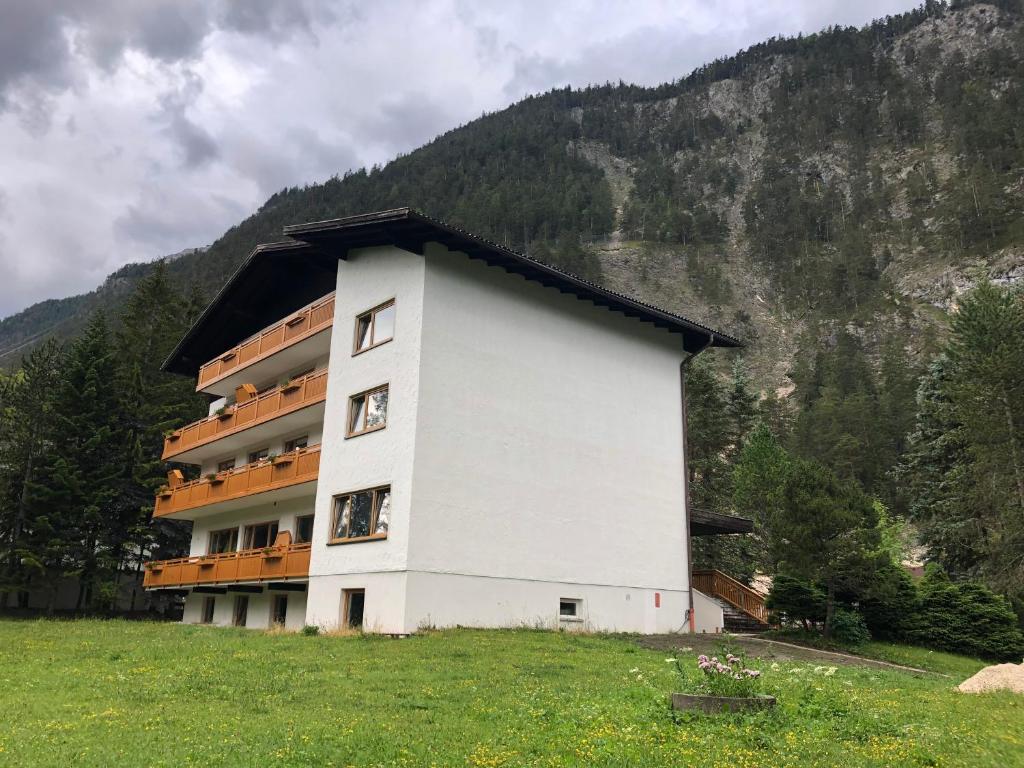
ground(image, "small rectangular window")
xmin=248 ymin=447 xmax=269 ymax=464
xmin=295 ymin=514 xmax=314 ymax=544
xmin=216 ymin=458 xmax=236 ymax=473
xmin=353 ymin=300 xmax=395 ymax=354
xmin=271 ymin=595 xmax=288 ymax=626
xmin=243 ymin=521 xmax=279 ymax=550
xmin=559 ymin=599 xmax=582 ymax=620
xmin=347 ymin=385 xmax=388 ymax=437
xmin=284 ymin=435 xmax=309 ymax=453
xmin=208 ymin=527 xmax=238 ymax=554
xmin=330 ymin=486 xmax=390 ymax=543
xmin=343 ymin=589 xmax=365 ymax=629
xmin=233 ymin=595 xmax=249 ymax=627
xmin=200 ymin=596 xmax=215 ymax=624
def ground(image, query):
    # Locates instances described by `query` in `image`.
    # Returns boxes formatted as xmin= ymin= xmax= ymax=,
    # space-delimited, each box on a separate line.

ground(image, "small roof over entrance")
xmin=689 ymin=509 xmax=754 ymax=536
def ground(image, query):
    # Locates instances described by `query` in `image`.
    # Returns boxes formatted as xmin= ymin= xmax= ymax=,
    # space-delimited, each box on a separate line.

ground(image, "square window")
xmin=243 ymin=521 xmax=279 ymax=550
xmin=208 ymin=527 xmax=238 ymax=554
xmin=353 ymin=300 xmax=396 ymax=354
xmin=347 ymin=385 xmax=388 ymax=437
xmin=559 ymin=599 xmax=582 ymax=619
xmin=330 ymin=486 xmax=390 ymax=543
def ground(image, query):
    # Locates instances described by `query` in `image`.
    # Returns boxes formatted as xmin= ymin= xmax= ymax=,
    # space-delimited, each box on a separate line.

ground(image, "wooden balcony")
xmin=196 ymin=293 xmax=335 ymax=390
xmin=143 ymin=543 xmax=311 ymax=589
xmin=692 ymin=569 xmax=769 ymax=625
xmin=163 ymin=370 xmax=328 ymax=460
xmin=154 ymin=445 xmax=321 ymax=518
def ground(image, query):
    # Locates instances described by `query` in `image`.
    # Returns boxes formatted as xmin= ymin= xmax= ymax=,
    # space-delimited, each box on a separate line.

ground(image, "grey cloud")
xmin=113 ymin=186 xmax=247 ymax=255
xmin=157 ymin=71 xmax=219 ymax=168
xmin=218 ymin=0 xmax=338 ymax=43
xmin=356 ymin=92 xmax=462 ymax=153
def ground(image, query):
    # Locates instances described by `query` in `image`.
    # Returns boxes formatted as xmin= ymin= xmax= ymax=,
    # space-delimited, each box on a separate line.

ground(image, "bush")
xmin=906 ymin=568 xmax=1024 ymax=661
xmin=300 ymin=624 xmax=320 ymax=636
xmin=860 ymin=563 xmax=919 ymax=641
xmin=829 ymin=608 xmax=870 ymax=645
xmin=766 ymin=574 xmax=827 ymax=629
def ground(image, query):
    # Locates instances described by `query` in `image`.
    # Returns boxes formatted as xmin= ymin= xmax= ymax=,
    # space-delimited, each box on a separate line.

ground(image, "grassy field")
xmin=0 ymin=620 xmax=1021 ymax=767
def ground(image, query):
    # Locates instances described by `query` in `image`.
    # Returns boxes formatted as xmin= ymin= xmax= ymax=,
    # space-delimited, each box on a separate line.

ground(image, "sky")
xmin=0 ymin=0 xmax=921 ymax=319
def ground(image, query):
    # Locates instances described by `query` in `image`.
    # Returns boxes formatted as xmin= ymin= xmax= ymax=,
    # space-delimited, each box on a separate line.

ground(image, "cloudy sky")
xmin=0 ymin=0 xmax=920 ymax=318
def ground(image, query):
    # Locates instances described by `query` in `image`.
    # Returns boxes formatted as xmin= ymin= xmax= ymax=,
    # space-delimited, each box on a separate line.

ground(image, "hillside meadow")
xmin=0 ymin=620 xmax=1020 ymax=767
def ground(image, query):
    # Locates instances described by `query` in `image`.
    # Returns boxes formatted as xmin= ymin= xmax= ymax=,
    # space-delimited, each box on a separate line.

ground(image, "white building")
xmin=147 ymin=208 xmax=747 ymax=634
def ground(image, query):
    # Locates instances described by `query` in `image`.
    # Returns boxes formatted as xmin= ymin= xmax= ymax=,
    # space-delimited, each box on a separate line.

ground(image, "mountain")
xmin=3 ymin=0 xmax=1023 ymax=394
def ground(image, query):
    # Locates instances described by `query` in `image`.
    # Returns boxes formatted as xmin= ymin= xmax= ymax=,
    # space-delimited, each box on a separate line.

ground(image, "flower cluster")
xmin=697 ymin=654 xmax=761 ymax=681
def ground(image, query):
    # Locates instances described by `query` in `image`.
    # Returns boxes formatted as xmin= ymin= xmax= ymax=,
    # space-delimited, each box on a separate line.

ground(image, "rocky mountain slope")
xmin=2 ymin=1 xmax=1022 ymax=394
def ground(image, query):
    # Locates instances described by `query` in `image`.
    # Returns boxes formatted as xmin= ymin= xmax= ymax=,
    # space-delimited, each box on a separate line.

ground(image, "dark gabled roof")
xmin=164 ymin=208 xmax=741 ymax=375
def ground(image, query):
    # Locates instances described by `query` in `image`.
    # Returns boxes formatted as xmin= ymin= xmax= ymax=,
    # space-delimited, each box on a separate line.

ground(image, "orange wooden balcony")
xmin=154 ymin=445 xmax=321 ymax=518
xmin=143 ymin=542 xmax=311 ymax=589
xmin=163 ymin=370 xmax=328 ymax=460
xmin=197 ymin=293 xmax=335 ymax=389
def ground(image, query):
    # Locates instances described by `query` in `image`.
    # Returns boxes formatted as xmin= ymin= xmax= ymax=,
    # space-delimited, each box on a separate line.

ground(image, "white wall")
xmin=182 ymin=590 xmax=307 ymax=629
xmin=397 ymin=245 xmax=690 ymax=632
xmin=198 ymin=424 xmax=324 ymax=477
xmin=692 ymin=589 xmax=724 ymax=634
xmin=305 ymin=245 xmax=425 ymax=631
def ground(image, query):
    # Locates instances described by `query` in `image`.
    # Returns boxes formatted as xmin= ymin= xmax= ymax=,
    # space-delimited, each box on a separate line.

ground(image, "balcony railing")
xmin=197 ymin=293 xmax=335 ymax=388
xmin=163 ymin=370 xmax=328 ymax=459
xmin=143 ymin=543 xmax=311 ymax=589
xmin=154 ymin=445 xmax=321 ymax=518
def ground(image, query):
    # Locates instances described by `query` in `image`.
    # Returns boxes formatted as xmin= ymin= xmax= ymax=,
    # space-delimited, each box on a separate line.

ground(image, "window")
xmin=233 ymin=595 xmax=249 ymax=627
xmin=330 ymin=486 xmax=390 ymax=543
xmin=216 ymin=458 xmax=236 ymax=473
xmin=243 ymin=521 xmax=279 ymax=550
xmin=200 ymin=596 xmax=215 ymax=624
xmin=559 ymin=599 xmax=582 ymax=621
xmin=347 ymin=385 xmax=388 ymax=437
xmin=271 ymin=595 xmax=288 ymax=626
xmin=248 ymin=447 xmax=269 ymax=464
xmin=353 ymin=300 xmax=395 ymax=354
xmin=343 ymin=589 xmax=365 ymax=629
xmin=295 ymin=514 xmax=315 ymax=544
xmin=208 ymin=527 xmax=238 ymax=554
xmin=284 ymin=435 xmax=309 ymax=453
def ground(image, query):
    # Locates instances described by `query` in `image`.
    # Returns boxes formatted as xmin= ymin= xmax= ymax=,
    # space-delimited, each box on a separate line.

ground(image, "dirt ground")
xmin=637 ymin=634 xmax=935 ymax=674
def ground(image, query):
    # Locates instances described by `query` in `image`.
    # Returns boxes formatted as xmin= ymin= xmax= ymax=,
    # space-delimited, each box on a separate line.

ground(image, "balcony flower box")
xmin=157 ymin=487 xmax=172 ymax=498
xmin=145 ymin=562 xmax=162 ymax=572
xmin=262 ymin=548 xmax=283 ymax=560
xmin=164 ymin=431 xmax=180 ymax=441
xmin=271 ymin=454 xmax=293 ymax=465
xmin=198 ymin=560 xmax=216 ymax=569
xmin=215 ymin=406 xmax=235 ymax=420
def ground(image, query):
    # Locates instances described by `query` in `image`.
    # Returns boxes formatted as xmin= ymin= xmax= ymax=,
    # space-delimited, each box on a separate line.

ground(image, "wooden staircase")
xmin=692 ymin=569 xmax=769 ymax=632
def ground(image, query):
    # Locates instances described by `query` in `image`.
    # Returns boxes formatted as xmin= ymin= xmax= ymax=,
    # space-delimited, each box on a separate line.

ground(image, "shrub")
xmin=300 ymin=625 xmax=320 ymax=636
xmin=860 ymin=562 xmax=919 ymax=641
xmin=766 ymin=574 xmax=826 ymax=629
xmin=906 ymin=568 xmax=1024 ymax=661
xmin=829 ymin=608 xmax=870 ymax=645
xmin=681 ymin=652 xmax=762 ymax=698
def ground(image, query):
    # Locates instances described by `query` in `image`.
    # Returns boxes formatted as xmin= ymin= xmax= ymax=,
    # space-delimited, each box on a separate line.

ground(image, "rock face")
xmin=957 ymin=663 xmax=1024 ymax=694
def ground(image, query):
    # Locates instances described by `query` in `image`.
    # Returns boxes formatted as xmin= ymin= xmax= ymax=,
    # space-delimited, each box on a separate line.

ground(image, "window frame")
xmin=207 ymin=527 xmax=238 ymax=555
xmin=247 ymin=447 xmax=270 ymax=465
xmin=346 ymin=384 xmax=389 ymax=439
xmin=284 ymin=434 xmax=309 ymax=453
xmin=216 ymin=458 xmax=236 ymax=474
xmin=294 ymin=514 xmax=315 ymax=544
xmin=352 ymin=299 xmax=396 ymax=356
xmin=242 ymin=520 xmax=280 ymax=550
xmin=271 ymin=594 xmax=288 ymax=626
xmin=328 ymin=485 xmax=391 ymax=545
xmin=232 ymin=595 xmax=249 ymax=627
xmin=200 ymin=596 xmax=216 ymax=624
xmin=559 ymin=598 xmax=583 ymax=622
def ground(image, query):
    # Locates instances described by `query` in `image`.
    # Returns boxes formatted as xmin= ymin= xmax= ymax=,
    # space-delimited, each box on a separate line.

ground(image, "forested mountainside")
xmin=2 ymin=1 xmax=1024 ymax=571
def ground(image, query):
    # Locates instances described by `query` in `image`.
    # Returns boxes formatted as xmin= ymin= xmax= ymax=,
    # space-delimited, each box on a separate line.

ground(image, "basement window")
xmin=330 ymin=486 xmax=390 ymax=543
xmin=347 ymin=385 xmax=389 ymax=437
xmin=559 ymin=599 xmax=583 ymax=622
xmin=353 ymin=300 xmax=396 ymax=354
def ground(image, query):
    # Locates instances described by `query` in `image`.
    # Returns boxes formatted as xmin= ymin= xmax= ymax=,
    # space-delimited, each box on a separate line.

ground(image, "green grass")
xmin=0 ymin=620 xmax=1021 ymax=767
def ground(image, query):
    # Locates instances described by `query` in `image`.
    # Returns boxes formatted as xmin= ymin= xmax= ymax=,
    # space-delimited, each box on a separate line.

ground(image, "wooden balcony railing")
xmin=143 ymin=543 xmax=311 ymax=589
xmin=154 ymin=445 xmax=321 ymax=518
xmin=692 ymin=569 xmax=769 ymax=625
xmin=163 ymin=370 xmax=328 ymax=459
xmin=197 ymin=293 xmax=335 ymax=388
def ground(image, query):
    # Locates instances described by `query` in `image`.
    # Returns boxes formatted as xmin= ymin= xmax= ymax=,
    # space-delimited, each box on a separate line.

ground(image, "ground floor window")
xmin=233 ymin=595 xmax=249 ymax=627
xmin=271 ymin=595 xmax=288 ymax=626
xmin=343 ymin=588 xmax=365 ymax=629
xmin=200 ymin=596 xmax=215 ymax=624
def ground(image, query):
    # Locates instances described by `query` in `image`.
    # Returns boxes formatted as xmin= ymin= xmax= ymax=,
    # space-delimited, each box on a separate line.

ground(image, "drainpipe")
xmin=680 ymin=332 xmax=714 ymax=633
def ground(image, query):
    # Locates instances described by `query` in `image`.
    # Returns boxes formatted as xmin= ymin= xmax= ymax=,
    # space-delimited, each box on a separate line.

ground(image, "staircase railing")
xmin=692 ymin=569 xmax=769 ymax=625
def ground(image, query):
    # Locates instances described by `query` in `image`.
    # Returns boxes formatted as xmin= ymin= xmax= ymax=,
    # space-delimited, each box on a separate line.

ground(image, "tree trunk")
xmin=823 ymin=579 xmax=836 ymax=638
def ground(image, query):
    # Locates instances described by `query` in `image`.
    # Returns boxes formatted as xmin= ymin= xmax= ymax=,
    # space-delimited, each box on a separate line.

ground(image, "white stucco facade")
xmin=170 ymin=234 xmax=715 ymax=635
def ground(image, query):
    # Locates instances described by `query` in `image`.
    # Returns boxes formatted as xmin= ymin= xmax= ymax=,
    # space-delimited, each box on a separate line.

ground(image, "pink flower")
xmin=744 ymin=669 xmax=761 ymax=678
